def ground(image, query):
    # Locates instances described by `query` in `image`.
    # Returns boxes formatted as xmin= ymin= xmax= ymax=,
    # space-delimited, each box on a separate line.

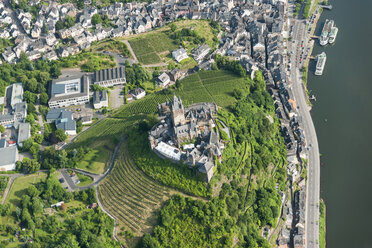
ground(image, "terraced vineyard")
xmin=98 ymin=143 xmax=169 ymax=245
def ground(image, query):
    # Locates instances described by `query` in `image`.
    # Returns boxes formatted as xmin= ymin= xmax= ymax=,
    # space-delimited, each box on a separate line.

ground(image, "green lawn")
xmin=179 ymin=57 xmax=198 ymax=70
xmin=319 ymin=199 xmax=326 ymax=248
xmin=76 ymin=173 xmax=94 ymax=187
xmin=76 ymin=148 xmax=109 ymax=174
xmin=5 ymin=173 xmax=47 ymax=207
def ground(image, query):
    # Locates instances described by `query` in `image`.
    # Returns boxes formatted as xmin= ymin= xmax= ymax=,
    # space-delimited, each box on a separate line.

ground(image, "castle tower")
xmin=170 ymin=95 xmax=186 ymax=126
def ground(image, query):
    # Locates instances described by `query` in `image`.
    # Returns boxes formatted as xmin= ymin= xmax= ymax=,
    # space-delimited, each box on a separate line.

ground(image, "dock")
xmin=319 ymin=5 xmax=333 ymax=10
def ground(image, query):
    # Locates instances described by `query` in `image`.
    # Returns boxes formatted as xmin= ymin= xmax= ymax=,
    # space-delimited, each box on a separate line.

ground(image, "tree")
xmin=22 ymin=139 xmax=34 ymax=151
xmin=0 ymin=125 xmax=4 ymax=133
xmin=170 ymin=23 xmax=177 ymax=32
xmin=30 ymin=143 xmax=40 ymax=158
xmin=27 ymin=185 xmax=39 ymax=198
xmin=23 ymin=91 xmax=37 ymax=104
xmin=64 ymin=16 xmax=76 ymax=28
xmin=55 ymin=129 xmax=67 ymax=142
xmin=39 ymin=92 xmax=49 ymax=105
xmin=21 ymin=158 xmax=40 ymax=174
xmin=50 ymin=64 xmax=61 ymax=78
xmin=34 ymin=134 xmax=44 ymax=144
xmin=91 ymin=14 xmax=102 ymax=25
xmin=55 ymin=20 xmax=64 ymax=30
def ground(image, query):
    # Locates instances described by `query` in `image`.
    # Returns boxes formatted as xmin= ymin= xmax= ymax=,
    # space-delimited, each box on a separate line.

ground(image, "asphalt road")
xmin=59 ymin=136 xmax=127 ymax=191
xmin=289 ymin=19 xmax=320 ymax=248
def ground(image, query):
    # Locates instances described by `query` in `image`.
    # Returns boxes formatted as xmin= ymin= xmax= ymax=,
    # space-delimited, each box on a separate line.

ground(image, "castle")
xmin=149 ymin=96 xmax=224 ymax=182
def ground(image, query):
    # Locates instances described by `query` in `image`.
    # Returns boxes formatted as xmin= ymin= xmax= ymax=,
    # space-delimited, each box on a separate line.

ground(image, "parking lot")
xmin=109 ymin=85 xmax=125 ymax=109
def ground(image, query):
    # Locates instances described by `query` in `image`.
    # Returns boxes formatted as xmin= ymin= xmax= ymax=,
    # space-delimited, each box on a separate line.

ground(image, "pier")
xmin=319 ymin=5 xmax=333 ymax=10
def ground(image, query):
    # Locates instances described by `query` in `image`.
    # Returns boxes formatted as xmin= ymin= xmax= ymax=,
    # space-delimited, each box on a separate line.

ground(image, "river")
xmin=308 ymin=1 xmax=372 ymax=247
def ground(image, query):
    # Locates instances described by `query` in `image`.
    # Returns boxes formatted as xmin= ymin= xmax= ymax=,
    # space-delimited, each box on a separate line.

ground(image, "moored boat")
xmin=315 ymin=52 xmax=326 ymax=75
xmin=328 ymin=26 xmax=338 ymax=44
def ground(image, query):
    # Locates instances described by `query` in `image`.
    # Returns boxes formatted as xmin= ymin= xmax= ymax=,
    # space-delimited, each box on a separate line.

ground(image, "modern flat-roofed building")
xmin=9 ymin=83 xmax=24 ymax=108
xmin=0 ymin=101 xmax=27 ymax=128
xmin=46 ymin=108 xmax=77 ymax=135
xmin=93 ymin=90 xmax=108 ymax=109
xmin=17 ymin=122 xmax=31 ymax=147
xmin=48 ymin=75 xmax=90 ymax=108
xmin=0 ymin=146 xmax=18 ymax=171
xmin=94 ymin=67 xmax=126 ymax=87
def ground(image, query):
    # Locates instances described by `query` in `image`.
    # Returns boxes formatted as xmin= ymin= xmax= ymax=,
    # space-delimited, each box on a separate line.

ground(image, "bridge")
xmin=319 ymin=4 xmax=333 ymax=10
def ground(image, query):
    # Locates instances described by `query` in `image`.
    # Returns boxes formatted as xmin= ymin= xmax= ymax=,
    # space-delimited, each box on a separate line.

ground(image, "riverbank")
xmin=302 ymin=6 xmax=323 ymax=106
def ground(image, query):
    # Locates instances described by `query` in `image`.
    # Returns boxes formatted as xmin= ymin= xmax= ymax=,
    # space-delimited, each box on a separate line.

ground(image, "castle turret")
xmin=170 ymin=95 xmax=186 ymax=126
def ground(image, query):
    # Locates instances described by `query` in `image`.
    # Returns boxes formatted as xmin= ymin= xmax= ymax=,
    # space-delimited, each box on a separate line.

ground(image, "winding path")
xmin=59 ymin=136 xmax=127 ymax=191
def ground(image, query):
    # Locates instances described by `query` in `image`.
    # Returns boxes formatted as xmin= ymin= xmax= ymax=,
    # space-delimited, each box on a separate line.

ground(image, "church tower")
xmin=170 ymin=95 xmax=186 ymax=126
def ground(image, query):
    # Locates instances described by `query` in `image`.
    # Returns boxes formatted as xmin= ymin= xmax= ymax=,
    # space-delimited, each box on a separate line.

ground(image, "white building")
xmin=0 ymin=146 xmax=18 ymax=171
xmin=94 ymin=67 xmax=126 ymax=87
xmin=48 ymin=76 xmax=90 ymax=108
xmin=172 ymin=48 xmax=188 ymax=63
xmin=131 ymin=88 xmax=146 ymax=100
xmin=157 ymin=72 xmax=170 ymax=87
xmin=154 ymin=141 xmax=182 ymax=161
xmin=93 ymin=90 xmax=108 ymax=109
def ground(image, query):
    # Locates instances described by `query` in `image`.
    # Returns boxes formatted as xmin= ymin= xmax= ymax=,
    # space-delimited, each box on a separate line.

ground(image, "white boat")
xmin=328 ymin=26 xmax=338 ymax=44
xmin=315 ymin=52 xmax=326 ymax=76
xmin=319 ymin=19 xmax=334 ymax=46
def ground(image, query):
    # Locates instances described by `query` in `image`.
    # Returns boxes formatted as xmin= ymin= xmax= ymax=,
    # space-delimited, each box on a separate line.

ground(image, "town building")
xmin=46 ymin=108 xmax=77 ymax=135
xmin=192 ymin=44 xmax=211 ymax=62
xmin=131 ymin=88 xmax=146 ymax=100
xmin=0 ymin=84 xmax=27 ymax=128
xmin=48 ymin=75 xmax=90 ymax=108
xmin=17 ymin=122 xmax=31 ymax=147
xmin=94 ymin=67 xmax=126 ymax=87
xmin=172 ymin=48 xmax=188 ymax=63
xmin=8 ymin=83 xmax=24 ymax=108
xmin=169 ymin=68 xmax=186 ymax=82
xmin=0 ymin=146 xmax=18 ymax=171
xmin=157 ymin=72 xmax=170 ymax=87
xmin=93 ymin=90 xmax=108 ymax=109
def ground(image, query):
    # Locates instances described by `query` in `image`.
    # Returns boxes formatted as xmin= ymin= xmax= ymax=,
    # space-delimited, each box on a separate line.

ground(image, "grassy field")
xmin=76 ymin=173 xmax=94 ymax=187
xmin=98 ymin=142 xmax=169 ymax=247
xmin=76 ymin=148 xmax=110 ymax=174
xmin=5 ymin=173 xmax=47 ymax=207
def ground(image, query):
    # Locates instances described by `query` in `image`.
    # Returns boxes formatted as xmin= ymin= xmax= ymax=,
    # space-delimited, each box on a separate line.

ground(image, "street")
xmin=289 ymin=19 xmax=320 ymax=248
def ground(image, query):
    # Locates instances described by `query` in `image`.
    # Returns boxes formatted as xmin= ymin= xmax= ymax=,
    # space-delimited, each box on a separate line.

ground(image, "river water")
xmin=308 ymin=1 xmax=372 ymax=247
